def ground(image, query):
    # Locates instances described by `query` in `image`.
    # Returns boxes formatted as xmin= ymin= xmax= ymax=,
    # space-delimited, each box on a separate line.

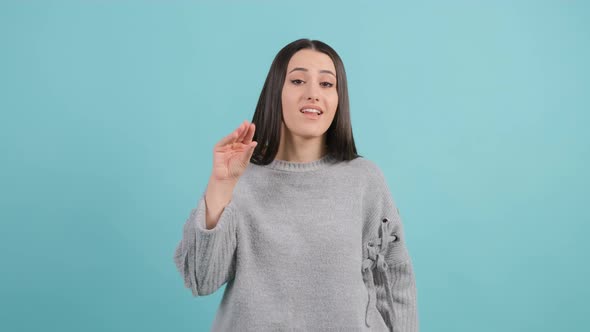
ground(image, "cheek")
xmin=281 ymin=90 xmax=289 ymax=113
xmin=329 ymin=92 xmax=339 ymax=111
xmin=282 ymin=88 xmax=299 ymax=111
xmin=281 ymin=93 xmax=295 ymax=119
xmin=281 ymin=86 xmax=292 ymax=102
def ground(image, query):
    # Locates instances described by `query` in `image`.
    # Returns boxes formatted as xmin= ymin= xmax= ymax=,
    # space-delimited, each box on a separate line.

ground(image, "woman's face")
xmin=281 ymin=49 xmax=338 ymax=140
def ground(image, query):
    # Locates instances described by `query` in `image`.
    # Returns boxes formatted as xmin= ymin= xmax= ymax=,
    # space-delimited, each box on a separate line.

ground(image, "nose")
xmin=305 ymin=82 xmax=320 ymax=102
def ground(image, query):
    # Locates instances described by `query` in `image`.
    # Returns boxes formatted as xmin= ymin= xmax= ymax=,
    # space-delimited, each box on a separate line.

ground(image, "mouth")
xmin=300 ymin=107 xmax=323 ymax=115
xmin=300 ymin=108 xmax=323 ymax=120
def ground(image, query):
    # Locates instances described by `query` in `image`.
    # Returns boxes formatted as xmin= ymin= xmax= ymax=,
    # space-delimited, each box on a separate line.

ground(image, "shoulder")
xmin=345 ymin=156 xmax=388 ymax=185
xmin=340 ymin=155 xmax=378 ymax=173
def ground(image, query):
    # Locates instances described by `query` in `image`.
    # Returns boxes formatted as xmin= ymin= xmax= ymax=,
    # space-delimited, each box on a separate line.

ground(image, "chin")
xmin=294 ymin=129 xmax=327 ymax=139
xmin=282 ymin=121 xmax=328 ymax=139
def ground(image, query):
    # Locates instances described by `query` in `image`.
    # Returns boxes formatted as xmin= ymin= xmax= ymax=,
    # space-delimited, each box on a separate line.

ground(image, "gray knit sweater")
xmin=173 ymin=154 xmax=419 ymax=331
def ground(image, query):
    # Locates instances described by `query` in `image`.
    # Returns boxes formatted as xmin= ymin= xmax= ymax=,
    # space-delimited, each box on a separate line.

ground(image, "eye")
xmin=321 ymin=82 xmax=334 ymax=88
xmin=290 ymin=79 xmax=304 ymax=85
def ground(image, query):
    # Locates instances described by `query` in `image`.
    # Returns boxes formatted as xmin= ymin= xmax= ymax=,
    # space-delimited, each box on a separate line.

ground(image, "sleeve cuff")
xmin=193 ymin=191 xmax=237 ymax=234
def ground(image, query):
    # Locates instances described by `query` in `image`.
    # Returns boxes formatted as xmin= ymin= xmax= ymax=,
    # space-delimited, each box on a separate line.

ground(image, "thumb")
xmin=240 ymin=141 xmax=257 ymax=165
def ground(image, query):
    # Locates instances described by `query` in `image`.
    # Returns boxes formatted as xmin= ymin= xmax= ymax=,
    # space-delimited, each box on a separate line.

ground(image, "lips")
xmin=300 ymin=109 xmax=321 ymax=120
xmin=299 ymin=105 xmax=323 ymax=115
xmin=300 ymin=108 xmax=323 ymax=115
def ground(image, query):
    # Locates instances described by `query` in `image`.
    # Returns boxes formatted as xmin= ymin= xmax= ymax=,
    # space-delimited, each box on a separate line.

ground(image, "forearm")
xmin=204 ymin=176 xmax=237 ymax=229
xmin=174 ymin=191 xmax=239 ymax=296
xmin=388 ymin=260 xmax=419 ymax=332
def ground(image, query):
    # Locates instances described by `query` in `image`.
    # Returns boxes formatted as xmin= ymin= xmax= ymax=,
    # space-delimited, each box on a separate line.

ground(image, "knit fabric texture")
xmin=173 ymin=154 xmax=419 ymax=331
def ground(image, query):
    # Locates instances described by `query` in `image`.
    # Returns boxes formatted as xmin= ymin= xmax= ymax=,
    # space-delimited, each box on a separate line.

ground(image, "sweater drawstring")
xmin=362 ymin=218 xmax=398 ymax=327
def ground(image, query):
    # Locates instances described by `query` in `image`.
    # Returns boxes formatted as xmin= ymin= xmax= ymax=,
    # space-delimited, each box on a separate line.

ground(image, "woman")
xmin=174 ymin=39 xmax=419 ymax=331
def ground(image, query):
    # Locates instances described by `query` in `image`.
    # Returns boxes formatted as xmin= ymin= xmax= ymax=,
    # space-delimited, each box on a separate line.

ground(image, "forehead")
xmin=286 ymin=49 xmax=336 ymax=73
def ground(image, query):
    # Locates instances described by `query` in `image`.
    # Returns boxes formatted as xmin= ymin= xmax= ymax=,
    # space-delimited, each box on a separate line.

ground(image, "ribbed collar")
xmin=264 ymin=153 xmax=338 ymax=172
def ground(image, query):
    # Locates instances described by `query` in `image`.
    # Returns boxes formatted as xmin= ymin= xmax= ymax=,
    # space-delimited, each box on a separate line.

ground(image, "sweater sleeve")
xmin=173 ymin=191 xmax=239 ymax=296
xmin=363 ymin=164 xmax=419 ymax=332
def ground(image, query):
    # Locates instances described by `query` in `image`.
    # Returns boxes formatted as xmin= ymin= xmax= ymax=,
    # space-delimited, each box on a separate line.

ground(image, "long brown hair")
xmin=250 ymin=38 xmax=361 ymax=165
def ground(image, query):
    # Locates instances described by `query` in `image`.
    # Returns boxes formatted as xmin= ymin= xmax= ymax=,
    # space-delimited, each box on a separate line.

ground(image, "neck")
xmin=275 ymin=122 xmax=328 ymax=162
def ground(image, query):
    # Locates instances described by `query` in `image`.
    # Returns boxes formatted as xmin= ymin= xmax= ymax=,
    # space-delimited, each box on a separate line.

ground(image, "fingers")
xmin=215 ymin=121 xmax=248 ymax=148
xmin=236 ymin=121 xmax=249 ymax=143
xmin=240 ymin=140 xmax=258 ymax=165
xmin=215 ymin=130 xmax=237 ymax=148
xmin=243 ymin=123 xmax=256 ymax=145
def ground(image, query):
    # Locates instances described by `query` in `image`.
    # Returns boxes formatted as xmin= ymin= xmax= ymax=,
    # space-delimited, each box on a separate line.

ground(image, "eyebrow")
xmin=288 ymin=67 xmax=336 ymax=78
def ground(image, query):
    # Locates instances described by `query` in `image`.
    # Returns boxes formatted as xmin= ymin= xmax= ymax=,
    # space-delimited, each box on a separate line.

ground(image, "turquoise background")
xmin=1 ymin=1 xmax=588 ymax=331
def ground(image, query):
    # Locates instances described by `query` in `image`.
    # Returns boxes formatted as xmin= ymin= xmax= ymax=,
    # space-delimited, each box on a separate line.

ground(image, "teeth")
xmin=301 ymin=108 xmax=321 ymax=114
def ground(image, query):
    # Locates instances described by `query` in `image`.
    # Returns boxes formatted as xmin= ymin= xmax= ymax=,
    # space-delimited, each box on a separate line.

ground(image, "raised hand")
xmin=211 ymin=120 xmax=258 ymax=183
